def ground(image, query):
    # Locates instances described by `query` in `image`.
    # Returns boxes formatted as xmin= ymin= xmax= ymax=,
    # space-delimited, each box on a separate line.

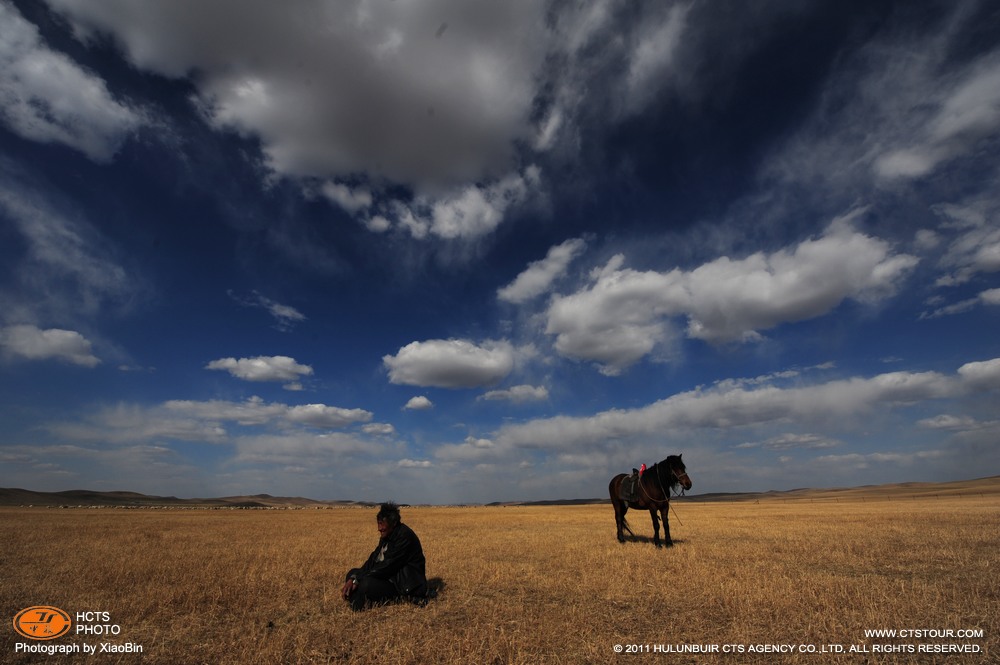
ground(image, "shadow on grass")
xmin=618 ymin=535 xmax=686 ymax=546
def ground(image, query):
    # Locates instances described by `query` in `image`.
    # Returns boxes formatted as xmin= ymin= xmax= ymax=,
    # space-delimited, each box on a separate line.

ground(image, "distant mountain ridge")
xmin=2 ymin=475 xmax=997 ymax=507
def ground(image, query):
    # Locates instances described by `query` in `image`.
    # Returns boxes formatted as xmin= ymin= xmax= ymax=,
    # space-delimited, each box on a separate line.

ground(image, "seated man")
xmin=341 ymin=502 xmax=428 ymax=611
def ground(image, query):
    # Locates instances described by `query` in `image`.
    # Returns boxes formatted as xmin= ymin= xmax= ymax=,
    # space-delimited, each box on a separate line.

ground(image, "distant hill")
xmin=0 ymin=487 xmax=372 ymax=509
xmin=494 ymin=475 xmax=1000 ymax=505
xmin=1 ymin=475 xmax=997 ymax=508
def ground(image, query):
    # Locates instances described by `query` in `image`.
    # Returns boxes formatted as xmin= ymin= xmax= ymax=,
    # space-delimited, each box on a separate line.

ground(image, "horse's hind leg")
xmin=613 ymin=500 xmax=626 ymax=543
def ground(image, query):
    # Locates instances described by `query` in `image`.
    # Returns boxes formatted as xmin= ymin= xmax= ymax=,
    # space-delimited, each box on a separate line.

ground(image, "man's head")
xmin=376 ymin=501 xmax=400 ymax=538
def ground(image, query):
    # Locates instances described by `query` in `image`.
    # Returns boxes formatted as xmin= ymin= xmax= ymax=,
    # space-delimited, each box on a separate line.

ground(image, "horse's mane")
xmin=649 ymin=456 xmax=681 ymax=492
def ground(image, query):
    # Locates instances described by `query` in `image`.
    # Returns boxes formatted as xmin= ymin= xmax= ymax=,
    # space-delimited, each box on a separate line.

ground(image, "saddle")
xmin=619 ymin=468 xmax=642 ymax=502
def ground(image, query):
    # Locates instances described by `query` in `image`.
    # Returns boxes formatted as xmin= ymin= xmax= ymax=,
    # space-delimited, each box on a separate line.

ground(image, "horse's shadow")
xmin=620 ymin=535 xmax=686 ymax=546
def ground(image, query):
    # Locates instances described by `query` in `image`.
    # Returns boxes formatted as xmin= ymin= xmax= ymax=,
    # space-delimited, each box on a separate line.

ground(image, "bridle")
xmin=639 ymin=460 xmax=689 ymax=503
xmin=671 ymin=465 xmax=690 ymax=496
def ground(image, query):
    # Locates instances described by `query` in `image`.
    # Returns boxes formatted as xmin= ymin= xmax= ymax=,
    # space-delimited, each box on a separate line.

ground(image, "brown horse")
xmin=609 ymin=454 xmax=692 ymax=548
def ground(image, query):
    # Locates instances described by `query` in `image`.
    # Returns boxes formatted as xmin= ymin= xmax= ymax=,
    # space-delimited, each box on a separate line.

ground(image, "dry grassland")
xmin=1 ymin=494 xmax=997 ymax=664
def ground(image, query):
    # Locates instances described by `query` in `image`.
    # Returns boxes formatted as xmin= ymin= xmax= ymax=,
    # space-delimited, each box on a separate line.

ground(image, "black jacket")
xmin=357 ymin=522 xmax=427 ymax=597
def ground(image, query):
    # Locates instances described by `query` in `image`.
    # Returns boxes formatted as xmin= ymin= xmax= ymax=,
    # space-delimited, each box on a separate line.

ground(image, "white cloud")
xmin=321 ymin=182 xmax=372 ymax=215
xmin=384 ymin=339 xmax=514 ymax=389
xmin=286 ymin=404 xmax=373 ymax=429
xmin=956 ymin=358 xmax=1000 ymax=391
xmin=981 ymin=288 xmax=1000 ymax=305
xmin=403 ymin=396 xmax=434 ymax=411
xmin=475 ymin=361 xmax=987 ymax=457
xmin=434 ymin=435 xmax=499 ymax=463
xmin=0 ymin=324 xmax=100 ymax=367
xmin=398 ymin=459 xmax=432 ymax=468
xmin=387 ymin=166 xmax=541 ymax=240
xmin=205 ymin=355 xmax=314 ymax=386
xmin=546 ymin=217 xmax=918 ymax=373
xmin=163 ymin=396 xmax=283 ymax=426
xmin=497 ymin=237 xmax=586 ymax=304
xmin=362 ymin=423 xmax=397 ymax=436
xmin=480 ymin=385 xmax=549 ymax=404
xmin=0 ymin=2 xmax=142 ymax=161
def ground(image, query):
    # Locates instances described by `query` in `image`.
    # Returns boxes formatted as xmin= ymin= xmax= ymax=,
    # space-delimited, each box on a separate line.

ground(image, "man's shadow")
xmin=427 ymin=577 xmax=445 ymax=597
xmin=412 ymin=578 xmax=445 ymax=607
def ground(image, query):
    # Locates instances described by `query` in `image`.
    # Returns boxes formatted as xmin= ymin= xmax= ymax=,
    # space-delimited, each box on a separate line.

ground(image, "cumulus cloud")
xmin=384 ymin=339 xmax=514 ymax=388
xmin=403 ymin=396 xmax=434 ymax=411
xmin=286 ymin=404 xmax=373 ymax=429
xmin=434 ymin=435 xmax=498 ymax=463
xmin=44 ymin=0 xmax=546 ymax=186
xmin=205 ymin=355 xmax=314 ymax=388
xmin=362 ymin=422 xmax=397 ymax=436
xmin=497 ymin=237 xmax=586 ymax=304
xmin=0 ymin=324 xmax=100 ymax=367
xmin=398 ymin=458 xmax=432 ymax=468
xmin=0 ymin=2 xmax=143 ymax=161
xmin=473 ymin=360 xmax=996 ymax=457
xmin=388 ymin=166 xmax=541 ymax=240
xmin=321 ymin=182 xmax=373 ymax=215
xmin=545 ymin=217 xmax=918 ymax=374
xmin=956 ymin=358 xmax=1000 ymax=391
xmin=982 ymin=288 xmax=1000 ymax=305
xmin=480 ymin=384 xmax=549 ymax=404
xmin=39 ymin=0 xmax=693 ymax=240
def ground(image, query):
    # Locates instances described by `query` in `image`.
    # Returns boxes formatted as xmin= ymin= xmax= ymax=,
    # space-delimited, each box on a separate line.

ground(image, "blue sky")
xmin=1 ymin=0 xmax=998 ymax=504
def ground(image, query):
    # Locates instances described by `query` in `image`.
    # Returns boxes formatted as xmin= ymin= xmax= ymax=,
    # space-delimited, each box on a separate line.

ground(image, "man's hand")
xmin=341 ymin=578 xmax=357 ymax=600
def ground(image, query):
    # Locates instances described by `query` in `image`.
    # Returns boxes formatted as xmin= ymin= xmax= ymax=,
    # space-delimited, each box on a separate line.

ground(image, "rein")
xmin=638 ymin=462 xmax=687 ymax=526
xmin=638 ymin=462 xmax=686 ymax=503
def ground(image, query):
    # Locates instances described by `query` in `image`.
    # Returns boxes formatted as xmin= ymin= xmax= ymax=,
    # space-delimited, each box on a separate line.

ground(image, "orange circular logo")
xmin=13 ymin=606 xmax=72 ymax=640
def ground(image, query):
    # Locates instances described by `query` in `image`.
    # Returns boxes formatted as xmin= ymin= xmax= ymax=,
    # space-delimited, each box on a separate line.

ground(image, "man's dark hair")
xmin=376 ymin=501 xmax=401 ymax=527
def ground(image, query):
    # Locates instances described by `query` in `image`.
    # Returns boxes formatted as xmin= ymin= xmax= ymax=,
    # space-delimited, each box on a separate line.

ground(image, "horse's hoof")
xmin=664 ymin=541 xmax=674 ymax=548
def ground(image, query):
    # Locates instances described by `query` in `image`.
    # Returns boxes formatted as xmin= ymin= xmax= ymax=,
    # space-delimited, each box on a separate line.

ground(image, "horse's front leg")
xmin=660 ymin=505 xmax=673 ymax=547
xmin=650 ymin=509 xmax=661 ymax=548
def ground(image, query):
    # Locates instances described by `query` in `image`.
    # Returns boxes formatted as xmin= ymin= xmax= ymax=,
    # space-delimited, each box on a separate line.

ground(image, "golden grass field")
xmin=1 ymin=486 xmax=997 ymax=664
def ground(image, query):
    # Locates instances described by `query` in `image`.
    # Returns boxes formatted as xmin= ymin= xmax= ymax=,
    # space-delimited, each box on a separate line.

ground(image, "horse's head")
xmin=667 ymin=454 xmax=692 ymax=491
